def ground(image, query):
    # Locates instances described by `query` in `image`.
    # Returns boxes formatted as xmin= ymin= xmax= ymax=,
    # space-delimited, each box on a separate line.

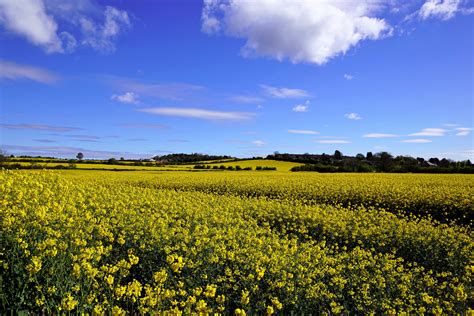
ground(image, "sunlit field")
xmin=2 ymin=169 xmax=473 ymax=314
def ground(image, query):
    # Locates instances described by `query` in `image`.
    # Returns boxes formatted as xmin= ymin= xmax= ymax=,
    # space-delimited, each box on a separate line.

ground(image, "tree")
xmin=376 ymin=151 xmax=393 ymax=172
xmin=366 ymin=152 xmax=373 ymax=160
xmin=356 ymin=153 xmax=365 ymax=160
xmin=334 ymin=150 xmax=343 ymax=160
xmin=0 ymin=150 xmax=8 ymax=166
xmin=76 ymin=152 xmax=84 ymax=161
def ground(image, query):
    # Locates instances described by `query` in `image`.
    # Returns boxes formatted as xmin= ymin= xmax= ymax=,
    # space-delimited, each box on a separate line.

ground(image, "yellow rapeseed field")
xmin=1 ymin=170 xmax=473 ymax=314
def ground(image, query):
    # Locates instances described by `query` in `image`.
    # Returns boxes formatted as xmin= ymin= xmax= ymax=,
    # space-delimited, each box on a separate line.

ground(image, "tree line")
xmin=267 ymin=151 xmax=474 ymax=173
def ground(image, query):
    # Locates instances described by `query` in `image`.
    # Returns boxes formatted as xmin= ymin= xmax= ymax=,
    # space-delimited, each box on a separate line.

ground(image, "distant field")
xmin=201 ymin=159 xmax=304 ymax=171
xmin=13 ymin=161 xmax=194 ymax=171
xmin=9 ymin=159 xmax=302 ymax=172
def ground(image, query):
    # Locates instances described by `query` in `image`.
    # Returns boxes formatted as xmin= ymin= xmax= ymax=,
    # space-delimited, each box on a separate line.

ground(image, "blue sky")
xmin=0 ymin=0 xmax=472 ymax=159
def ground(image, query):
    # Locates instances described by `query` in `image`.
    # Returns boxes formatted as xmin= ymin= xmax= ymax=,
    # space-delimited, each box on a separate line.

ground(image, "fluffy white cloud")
xmin=111 ymin=92 xmax=139 ymax=104
xmin=345 ymin=112 xmax=362 ymax=120
xmin=455 ymin=127 xmax=473 ymax=136
xmin=344 ymin=74 xmax=354 ymax=80
xmin=409 ymin=128 xmax=446 ymax=136
xmin=0 ymin=0 xmax=63 ymax=52
xmin=202 ymin=0 xmax=392 ymax=65
xmin=401 ymin=139 xmax=432 ymax=143
xmin=418 ymin=0 xmax=473 ymax=20
xmin=293 ymin=100 xmax=310 ymax=112
xmin=315 ymin=139 xmax=350 ymax=144
xmin=288 ymin=129 xmax=319 ymax=135
xmin=138 ymin=107 xmax=254 ymax=121
xmin=260 ymin=84 xmax=310 ymax=99
xmin=0 ymin=60 xmax=59 ymax=83
xmin=363 ymin=133 xmax=398 ymax=138
xmin=0 ymin=0 xmax=130 ymax=53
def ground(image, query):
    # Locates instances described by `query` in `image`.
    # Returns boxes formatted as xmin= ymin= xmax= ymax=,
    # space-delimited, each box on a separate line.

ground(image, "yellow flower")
xmin=26 ymin=256 xmax=42 ymax=275
xmin=266 ymin=305 xmax=274 ymax=315
xmin=105 ymin=274 xmax=114 ymax=286
xmin=61 ymin=293 xmax=78 ymax=311
xmin=204 ymin=284 xmax=217 ymax=298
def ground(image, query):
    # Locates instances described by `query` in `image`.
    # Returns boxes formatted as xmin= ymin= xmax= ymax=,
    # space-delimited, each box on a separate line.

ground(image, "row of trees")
xmin=193 ymin=165 xmax=277 ymax=171
xmin=268 ymin=151 xmax=474 ymax=173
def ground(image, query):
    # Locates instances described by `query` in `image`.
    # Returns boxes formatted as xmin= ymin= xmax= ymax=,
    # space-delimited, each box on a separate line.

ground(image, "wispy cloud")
xmin=343 ymin=74 xmax=354 ymax=80
xmin=443 ymin=123 xmax=459 ymax=127
xmin=0 ymin=60 xmax=59 ymax=84
xmin=315 ymin=140 xmax=350 ymax=144
xmin=230 ymin=95 xmax=264 ymax=104
xmin=363 ymin=133 xmax=398 ymax=138
xmin=288 ymin=129 xmax=319 ymax=135
xmin=120 ymin=123 xmax=169 ymax=129
xmin=251 ymin=140 xmax=266 ymax=147
xmin=0 ymin=1 xmax=131 ymax=54
xmin=109 ymin=77 xmax=205 ymax=101
xmin=0 ymin=123 xmax=82 ymax=132
xmin=292 ymin=100 xmax=310 ymax=112
xmin=138 ymin=107 xmax=255 ymax=121
xmin=1 ymin=144 xmax=148 ymax=159
xmin=409 ymin=128 xmax=446 ymax=137
xmin=34 ymin=139 xmax=57 ymax=143
xmin=401 ymin=139 xmax=432 ymax=143
xmin=111 ymin=92 xmax=139 ymax=104
xmin=418 ymin=0 xmax=473 ymax=21
xmin=260 ymin=84 xmax=310 ymax=99
xmin=65 ymin=134 xmax=101 ymax=142
xmin=456 ymin=127 xmax=473 ymax=136
xmin=345 ymin=112 xmax=362 ymax=120
xmin=167 ymin=139 xmax=190 ymax=143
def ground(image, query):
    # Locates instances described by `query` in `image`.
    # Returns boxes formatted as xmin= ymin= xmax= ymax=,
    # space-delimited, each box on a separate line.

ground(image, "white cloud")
xmin=0 ymin=60 xmax=59 ymax=83
xmin=0 ymin=0 xmax=63 ymax=52
xmin=345 ymin=112 xmax=362 ymax=120
xmin=111 ymin=92 xmax=139 ymax=104
xmin=251 ymin=140 xmax=266 ymax=146
xmin=288 ymin=129 xmax=319 ymax=135
xmin=0 ymin=0 xmax=131 ymax=53
xmin=315 ymin=140 xmax=350 ymax=144
xmin=260 ymin=84 xmax=310 ymax=99
xmin=138 ymin=107 xmax=254 ymax=121
xmin=293 ymin=100 xmax=310 ymax=112
xmin=344 ymin=74 xmax=354 ymax=80
xmin=230 ymin=95 xmax=264 ymax=104
xmin=202 ymin=0 xmax=392 ymax=65
xmin=409 ymin=128 xmax=446 ymax=136
xmin=455 ymin=127 xmax=473 ymax=136
xmin=443 ymin=123 xmax=459 ymax=127
xmin=79 ymin=6 xmax=131 ymax=53
xmin=363 ymin=133 xmax=398 ymax=138
xmin=401 ymin=139 xmax=432 ymax=143
xmin=418 ymin=0 xmax=473 ymax=20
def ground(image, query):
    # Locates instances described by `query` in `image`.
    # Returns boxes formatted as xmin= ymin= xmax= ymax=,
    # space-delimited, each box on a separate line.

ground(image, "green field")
xmin=201 ymin=159 xmax=303 ymax=171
